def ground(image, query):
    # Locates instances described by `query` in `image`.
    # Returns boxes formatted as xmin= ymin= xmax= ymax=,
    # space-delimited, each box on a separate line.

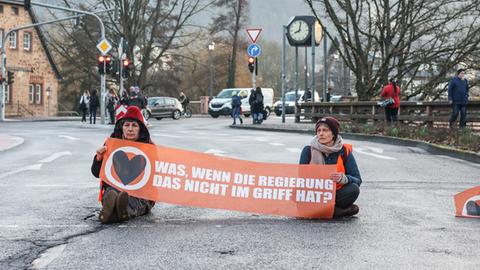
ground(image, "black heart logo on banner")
xmin=112 ymin=151 xmax=147 ymax=185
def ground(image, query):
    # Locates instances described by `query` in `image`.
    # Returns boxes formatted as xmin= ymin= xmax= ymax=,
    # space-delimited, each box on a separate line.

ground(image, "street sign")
xmin=246 ymin=28 xmax=262 ymax=43
xmin=96 ymin=38 xmax=112 ymax=55
xmin=247 ymin=44 xmax=261 ymax=58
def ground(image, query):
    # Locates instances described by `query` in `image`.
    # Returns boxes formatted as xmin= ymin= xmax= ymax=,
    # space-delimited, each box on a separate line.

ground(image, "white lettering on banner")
xmin=153 ymin=175 xmax=181 ymax=190
xmin=296 ymin=190 xmax=333 ymax=203
xmin=231 ymin=186 xmax=250 ymax=198
xmin=233 ymin=173 xmax=256 ymax=185
xmin=191 ymin=167 xmax=231 ymax=182
xmin=257 ymin=176 xmax=334 ymax=190
xmin=155 ymin=161 xmax=186 ymax=176
xmin=253 ymin=188 xmax=293 ymax=201
xmin=184 ymin=180 xmax=229 ymax=196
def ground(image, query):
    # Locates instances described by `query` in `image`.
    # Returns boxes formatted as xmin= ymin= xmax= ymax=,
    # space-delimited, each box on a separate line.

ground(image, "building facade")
xmin=0 ymin=1 xmax=61 ymax=117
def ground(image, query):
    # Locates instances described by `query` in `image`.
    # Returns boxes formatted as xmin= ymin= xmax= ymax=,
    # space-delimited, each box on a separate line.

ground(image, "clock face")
xmin=288 ymin=19 xmax=309 ymax=42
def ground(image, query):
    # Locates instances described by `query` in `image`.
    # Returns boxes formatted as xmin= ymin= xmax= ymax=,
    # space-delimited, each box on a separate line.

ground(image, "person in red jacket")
xmin=381 ymin=78 xmax=401 ymax=123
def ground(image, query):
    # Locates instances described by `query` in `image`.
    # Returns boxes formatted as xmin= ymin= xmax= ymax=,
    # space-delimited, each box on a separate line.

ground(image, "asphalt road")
xmin=0 ymin=116 xmax=479 ymax=269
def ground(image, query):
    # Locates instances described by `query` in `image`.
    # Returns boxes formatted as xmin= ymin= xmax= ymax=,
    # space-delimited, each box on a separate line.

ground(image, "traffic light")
xmin=122 ymin=59 xmax=131 ymax=78
xmin=105 ymin=55 xmax=112 ymax=74
xmin=7 ymin=71 xmax=14 ymax=85
xmin=98 ymin=55 xmax=105 ymax=75
xmin=24 ymin=0 xmax=31 ymax=10
xmin=248 ymin=57 xmax=255 ymax=73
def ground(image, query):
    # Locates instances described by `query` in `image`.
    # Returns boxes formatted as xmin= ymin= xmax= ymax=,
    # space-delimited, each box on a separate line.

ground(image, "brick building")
xmin=0 ymin=0 xmax=61 ymax=117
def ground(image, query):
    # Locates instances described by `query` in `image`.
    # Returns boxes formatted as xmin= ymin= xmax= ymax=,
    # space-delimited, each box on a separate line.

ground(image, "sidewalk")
xmin=231 ymin=122 xmax=480 ymax=164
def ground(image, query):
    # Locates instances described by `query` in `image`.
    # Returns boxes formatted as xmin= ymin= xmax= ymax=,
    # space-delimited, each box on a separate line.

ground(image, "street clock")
xmin=286 ymin=16 xmax=323 ymax=46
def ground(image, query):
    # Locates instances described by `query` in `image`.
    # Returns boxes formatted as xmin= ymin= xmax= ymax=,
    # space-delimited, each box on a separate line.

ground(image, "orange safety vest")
xmin=336 ymin=143 xmax=352 ymax=190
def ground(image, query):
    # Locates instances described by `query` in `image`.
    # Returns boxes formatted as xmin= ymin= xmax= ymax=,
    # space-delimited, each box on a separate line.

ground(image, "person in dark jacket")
xmin=252 ymin=87 xmax=264 ymax=124
xmin=299 ymin=117 xmax=362 ymax=218
xmin=106 ymin=88 xmax=119 ymax=125
xmin=91 ymin=106 xmax=155 ymax=224
xmin=89 ymin=90 xmax=99 ymax=124
xmin=448 ymin=69 xmax=469 ymax=128
xmin=380 ymin=78 xmax=401 ymax=123
xmin=231 ymin=91 xmax=243 ymax=125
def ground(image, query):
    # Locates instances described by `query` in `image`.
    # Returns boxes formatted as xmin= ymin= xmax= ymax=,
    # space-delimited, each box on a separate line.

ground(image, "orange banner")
xmin=454 ymin=186 xmax=480 ymax=218
xmin=100 ymin=138 xmax=337 ymax=219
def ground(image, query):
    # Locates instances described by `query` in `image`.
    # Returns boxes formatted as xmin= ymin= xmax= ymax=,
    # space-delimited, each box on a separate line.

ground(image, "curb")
xmin=230 ymin=125 xmax=480 ymax=164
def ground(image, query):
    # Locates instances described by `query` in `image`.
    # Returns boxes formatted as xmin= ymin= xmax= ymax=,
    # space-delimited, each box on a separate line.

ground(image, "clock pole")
xmin=311 ymin=24 xmax=316 ymax=102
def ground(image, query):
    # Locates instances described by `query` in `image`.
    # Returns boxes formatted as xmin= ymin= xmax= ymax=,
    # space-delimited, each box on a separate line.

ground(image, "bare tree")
xmin=210 ymin=0 xmax=249 ymax=88
xmin=306 ymin=0 xmax=480 ymax=100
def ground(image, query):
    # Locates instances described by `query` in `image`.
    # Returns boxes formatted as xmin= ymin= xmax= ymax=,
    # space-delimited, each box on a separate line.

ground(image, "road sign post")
xmin=246 ymin=28 xmax=262 ymax=91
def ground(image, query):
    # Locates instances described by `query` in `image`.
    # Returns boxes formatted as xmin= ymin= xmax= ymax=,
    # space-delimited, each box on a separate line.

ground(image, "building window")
xmin=0 ymin=5 xmax=3 ymax=14
xmin=35 ymin=84 xmax=42 ymax=104
xmin=23 ymin=32 xmax=31 ymax=51
xmin=9 ymin=31 xmax=17 ymax=49
xmin=11 ymin=7 xmax=18 ymax=15
xmin=29 ymin=84 xmax=34 ymax=103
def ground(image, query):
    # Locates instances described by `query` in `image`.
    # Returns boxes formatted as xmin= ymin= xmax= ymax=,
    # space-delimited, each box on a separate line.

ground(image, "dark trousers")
xmin=108 ymin=109 xmax=115 ymax=124
xmin=385 ymin=107 xmax=398 ymax=123
xmin=336 ymin=183 xmax=360 ymax=208
xmin=450 ymin=103 xmax=467 ymax=128
xmin=232 ymin=107 xmax=242 ymax=124
xmin=81 ymin=108 xmax=87 ymax=122
xmin=105 ymin=187 xmax=154 ymax=218
xmin=89 ymin=107 xmax=97 ymax=124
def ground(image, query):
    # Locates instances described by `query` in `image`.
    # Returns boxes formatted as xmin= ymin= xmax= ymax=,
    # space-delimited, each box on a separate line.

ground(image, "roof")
xmin=0 ymin=0 xmax=62 ymax=80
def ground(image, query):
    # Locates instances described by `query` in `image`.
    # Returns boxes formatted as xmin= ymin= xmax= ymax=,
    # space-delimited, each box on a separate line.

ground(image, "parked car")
xmin=208 ymin=88 xmax=274 ymax=118
xmin=273 ymin=90 xmax=320 ymax=116
xmin=147 ymin=97 xmax=183 ymax=120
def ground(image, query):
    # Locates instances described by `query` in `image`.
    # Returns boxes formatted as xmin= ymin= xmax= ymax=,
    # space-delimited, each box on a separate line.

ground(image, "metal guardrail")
xmin=297 ymin=100 xmax=480 ymax=129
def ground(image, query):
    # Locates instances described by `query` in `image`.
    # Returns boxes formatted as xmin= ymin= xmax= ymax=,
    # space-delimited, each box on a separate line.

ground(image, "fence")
xmin=297 ymin=101 xmax=480 ymax=130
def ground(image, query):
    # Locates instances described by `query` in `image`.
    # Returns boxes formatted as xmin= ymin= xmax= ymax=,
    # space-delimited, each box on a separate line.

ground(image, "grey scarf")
xmin=309 ymin=135 xmax=344 ymax=164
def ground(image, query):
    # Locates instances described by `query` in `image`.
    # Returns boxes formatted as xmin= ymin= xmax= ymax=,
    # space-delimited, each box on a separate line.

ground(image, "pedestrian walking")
xmin=89 ymin=90 xmax=99 ymax=124
xmin=231 ymin=91 xmax=243 ymax=125
xmin=179 ymin=91 xmax=190 ymax=114
xmin=448 ymin=69 xmax=469 ymax=128
xmin=299 ymin=117 xmax=362 ymax=218
xmin=91 ymin=106 xmax=155 ymax=224
xmin=106 ymin=88 xmax=119 ymax=125
xmin=380 ymin=78 xmax=400 ymax=123
xmin=79 ymin=90 xmax=90 ymax=123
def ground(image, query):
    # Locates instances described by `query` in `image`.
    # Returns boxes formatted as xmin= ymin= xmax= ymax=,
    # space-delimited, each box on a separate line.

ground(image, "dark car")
xmin=273 ymin=91 xmax=302 ymax=116
xmin=147 ymin=97 xmax=183 ymax=120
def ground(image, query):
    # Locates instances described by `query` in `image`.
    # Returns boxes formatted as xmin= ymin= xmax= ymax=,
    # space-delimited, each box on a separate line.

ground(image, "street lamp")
xmin=208 ymin=41 xmax=215 ymax=98
xmin=46 ymin=86 xmax=51 ymax=116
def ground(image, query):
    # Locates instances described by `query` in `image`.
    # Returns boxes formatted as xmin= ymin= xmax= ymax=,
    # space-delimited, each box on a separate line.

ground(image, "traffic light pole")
xmin=118 ymin=37 xmax=124 ymax=97
xmin=251 ymin=60 xmax=256 ymax=90
xmin=0 ymin=2 xmax=111 ymax=122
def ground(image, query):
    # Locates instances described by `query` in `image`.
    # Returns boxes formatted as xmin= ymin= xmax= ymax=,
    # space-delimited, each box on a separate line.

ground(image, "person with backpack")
xmin=79 ymin=90 xmax=90 ymax=123
xmin=89 ymin=89 xmax=99 ymax=124
xmin=380 ymin=78 xmax=401 ymax=123
xmin=179 ymin=92 xmax=190 ymax=114
xmin=299 ymin=117 xmax=362 ymax=218
xmin=231 ymin=91 xmax=243 ymax=125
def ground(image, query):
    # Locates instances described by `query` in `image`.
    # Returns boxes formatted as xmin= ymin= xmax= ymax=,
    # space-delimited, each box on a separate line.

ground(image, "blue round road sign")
xmin=247 ymin=44 xmax=261 ymax=57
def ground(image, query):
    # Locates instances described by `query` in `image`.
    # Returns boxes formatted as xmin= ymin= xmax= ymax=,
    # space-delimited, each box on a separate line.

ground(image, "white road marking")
xmin=24 ymin=184 xmax=97 ymax=188
xmin=286 ymin=148 xmax=302 ymax=153
xmin=355 ymin=148 xmax=396 ymax=160
xmin=58 ymin=135 xmax=80 ymax=141
xmin=31 ymin=244 xmax=66 ymax=269
xmin=269 ymin=142 xmax=285 ymax=146
xmin=0 ymin=164 xmax=42 ymax=179
xmin=255 ymin=137 xmax=269 ymax=142
xmin=38 ymin=151 xmax=72 ymax=163
xmin=367 ymin=147 xmax=384 ymax=154
xmin=204 ymin=149 xmax=227 ymax=156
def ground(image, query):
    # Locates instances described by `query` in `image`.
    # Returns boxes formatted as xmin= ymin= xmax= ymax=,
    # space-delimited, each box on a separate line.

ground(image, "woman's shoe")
xmin=99 ymin=190 xmax=118 ymax=224
xmin=333 ymin=204 xmax=359 ymax=218
xmin=116 ymin=192 xmax=129 ymax=222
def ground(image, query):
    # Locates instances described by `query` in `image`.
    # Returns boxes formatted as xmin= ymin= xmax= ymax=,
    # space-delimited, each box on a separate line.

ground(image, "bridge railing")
xmin=297 ymin=100 xmax=480 ymax=130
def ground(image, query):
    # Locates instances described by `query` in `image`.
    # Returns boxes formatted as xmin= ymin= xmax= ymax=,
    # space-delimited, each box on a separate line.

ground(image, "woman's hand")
xmin=95 ymin=145 xmax=107 ymax=161
xmin=329 ymin=172 xmax=349 ymax=185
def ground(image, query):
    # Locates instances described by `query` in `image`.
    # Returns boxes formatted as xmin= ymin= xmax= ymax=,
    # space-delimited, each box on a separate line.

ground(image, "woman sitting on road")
xmin=91 ymin=106 xmax=155 ymax=224
xmin=299 ymin=116 xmax=362 ymax=217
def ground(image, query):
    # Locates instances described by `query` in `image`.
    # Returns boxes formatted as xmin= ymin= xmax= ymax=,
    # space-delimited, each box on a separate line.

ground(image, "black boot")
xmin=116 ymin=191 xmax=130 ymax=222
xmin=99 ymin=190 xmax=118 ymax=224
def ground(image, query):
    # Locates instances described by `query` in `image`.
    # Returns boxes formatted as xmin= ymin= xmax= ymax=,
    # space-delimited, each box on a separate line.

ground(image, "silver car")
xmin=147 ymin=97 xmax=183 ymax=120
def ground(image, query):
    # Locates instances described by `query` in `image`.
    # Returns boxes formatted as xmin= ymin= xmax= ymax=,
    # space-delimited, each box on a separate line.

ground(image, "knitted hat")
xmin=111 ymin=106 xmax=151 ymax=143
xmin=315 ymin=117 xmax=340 ymax=139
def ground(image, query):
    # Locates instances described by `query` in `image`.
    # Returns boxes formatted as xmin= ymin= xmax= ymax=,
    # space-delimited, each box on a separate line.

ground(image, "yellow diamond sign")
xmin=96 ymin=38 xmax=112 ymax=55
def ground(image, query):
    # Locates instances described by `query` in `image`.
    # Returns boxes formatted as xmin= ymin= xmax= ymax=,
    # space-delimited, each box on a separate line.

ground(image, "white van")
xmin=208 ymin=88 xmax=274 ymax=118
